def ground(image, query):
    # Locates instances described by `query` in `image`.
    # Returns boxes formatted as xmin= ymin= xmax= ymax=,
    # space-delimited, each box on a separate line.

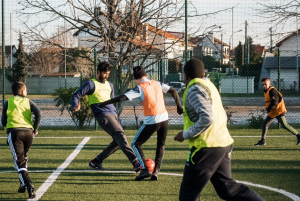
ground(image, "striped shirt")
xmin=183 ymin=78 xmax=215 ymax=140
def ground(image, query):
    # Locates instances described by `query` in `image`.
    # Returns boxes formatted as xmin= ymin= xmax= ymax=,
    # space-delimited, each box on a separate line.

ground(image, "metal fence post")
xmin=2 ymin=0 xmax=5 ymax=130
xmin=184 ymin=0 xmax=188 ymax=62
xmin=94 ymin=48 xmax=97 ymax=130
xmin=278 ymin=48 xmax=281 ymax=91
xmin=278 ymin=48 xmax=280 ymax=129
xmin=217 ymin=72 xmax=220 ymax=92
xmin=159 ymin=60 xmax=163 ymax=82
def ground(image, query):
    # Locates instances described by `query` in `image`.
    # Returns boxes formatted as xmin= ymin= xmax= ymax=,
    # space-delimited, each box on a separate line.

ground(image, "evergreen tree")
xmin=201 ymin=55 xmax=220 ymax=72
xmin=248 ymin=37 xmax=256 ymax=62
xmin=234 ymin=41 xmax=243 ymax=68
xmin=6 ymin=33 xmax=28 ymax=83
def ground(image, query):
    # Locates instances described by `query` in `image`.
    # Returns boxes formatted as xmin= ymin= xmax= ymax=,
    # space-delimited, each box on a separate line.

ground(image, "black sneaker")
xmin=89 ymin=160 xmax=106 ymax=170
xmin=27 ymin=183 xmax=36 ymax=199
xmin=135 ymin=169 xmax=151 ymax=181
xmin=254 ymin=139 xmax=266 ymax=146
xmin=18 ymin=184 xmax=26 ymax=193
xmin=150 ymin=172 xmax=158 ymax=181
xmin=133 ymin=161 xmax=141 ymax=173
xmin=297 ymin=134 xmax=300 ymax=145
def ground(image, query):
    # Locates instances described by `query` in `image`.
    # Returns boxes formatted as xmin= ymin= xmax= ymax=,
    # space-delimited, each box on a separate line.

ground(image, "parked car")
xmin=168 ymin=82 xmax=186 ymax=93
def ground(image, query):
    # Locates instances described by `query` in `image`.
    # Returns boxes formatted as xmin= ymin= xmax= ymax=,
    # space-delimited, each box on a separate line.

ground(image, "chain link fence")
xmin=1 ymin=1 xmax=300 ymax=130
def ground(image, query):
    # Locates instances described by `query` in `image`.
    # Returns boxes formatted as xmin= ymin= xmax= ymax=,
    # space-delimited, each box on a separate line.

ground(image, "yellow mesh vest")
xmin=183 ymin=78 xmax=234 ymax=151
xmin=88 ymin=79 xmax=112 ymax=105
xmin=6 ymin=96 xmax=33 ymax=129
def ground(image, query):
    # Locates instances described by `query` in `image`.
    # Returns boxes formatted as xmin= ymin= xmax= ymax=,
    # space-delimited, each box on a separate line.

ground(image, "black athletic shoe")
xmin=18 ymin=184 xmax=26 ymax=193
xmin=254 ymin=139 xmax=266 ymax=146
xmin=89 ymin=160 xmax=106 ymax=170
xmin=27 ymin=183 xmax=36 ymax=199
xmin=150 ymin=172 xmax=158 ymax=181
xmin=133 ymin=161 xmax=141 ymax=173
xmin=135 ymin=169 xmax=151 ymax=181
xmin=297 ymin=134 xmax=300 ymax=145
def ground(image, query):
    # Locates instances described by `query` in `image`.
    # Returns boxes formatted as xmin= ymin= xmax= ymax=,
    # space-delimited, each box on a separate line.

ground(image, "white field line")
xmin=27 ymin=137 xmax=90 ymax=201
xmin=0 ymin=135 xmax=296 ymax=139
xmin=1 ymin=169 xmax=299 ymax=200
xmin=236 ymin=180 xmax=300 ymax=201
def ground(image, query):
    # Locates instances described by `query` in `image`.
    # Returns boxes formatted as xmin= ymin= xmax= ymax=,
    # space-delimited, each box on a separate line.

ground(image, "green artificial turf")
xmin=0 ymin=129 xmax=299 ymax=201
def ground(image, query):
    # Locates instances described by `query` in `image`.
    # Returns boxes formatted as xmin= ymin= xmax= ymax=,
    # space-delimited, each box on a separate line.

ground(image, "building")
xmin=142 ymin=25 xmax=195 ymax=60
xmin=258 ymin=29 xmax=300 ymax=91
xmin=259 ymin=56 xmax=299 ymax=91
xmin=190 ymin=33 xmax=230 ymax=64
xmin=0 ymin=45 xmax=17 ymax=69
xmin=276 ymin=29 xmax=300 ymax=56
xmin=73 ymin=8 xmax=197 ymax=82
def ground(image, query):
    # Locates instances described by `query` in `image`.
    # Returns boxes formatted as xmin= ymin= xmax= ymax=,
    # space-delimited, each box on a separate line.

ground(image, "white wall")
xmin=270 ymin=69 xmax=299 ymax=91
xmin=221 ymin=76 xmax=255 ymax=93
xmin=279 ymin=35 xmax=300 ymax=56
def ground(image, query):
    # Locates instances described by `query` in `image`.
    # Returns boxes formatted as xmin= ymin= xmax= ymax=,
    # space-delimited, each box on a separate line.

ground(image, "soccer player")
xmin=71 ymin=61 xmax=140 ymax=172
xmin=1 ymin=82 xmax=41 ymax=199
xmin=254 ymin=77 xmax=300 ymax=146
xmin=174 ymin=59 xmax=264 ymax=201
xmin=97 ymin=66 xmax=183 ymax=181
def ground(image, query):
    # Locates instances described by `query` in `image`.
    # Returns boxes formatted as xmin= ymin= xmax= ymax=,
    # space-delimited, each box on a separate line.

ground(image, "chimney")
xmin=94 ymin=7 xmax=102 ymax=17
xmin=143 ymin=24 xmax=148 ymax=42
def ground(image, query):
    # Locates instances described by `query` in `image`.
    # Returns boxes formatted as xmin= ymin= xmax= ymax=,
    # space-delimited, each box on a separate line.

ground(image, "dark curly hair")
xmin=97 ymin=61 xmax=111 ymax=72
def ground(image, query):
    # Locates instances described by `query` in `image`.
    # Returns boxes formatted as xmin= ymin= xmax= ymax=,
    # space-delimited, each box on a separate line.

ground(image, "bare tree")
xmin=29 ymin=45 xmax=64 ymax=75
xmin=17 ymin=0 xmax=230 ymax=115
xmin=255 ymin=0 xmax=300 ymax=42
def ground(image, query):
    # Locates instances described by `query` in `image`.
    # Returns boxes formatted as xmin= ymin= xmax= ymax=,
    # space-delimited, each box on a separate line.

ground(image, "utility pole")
xmin=244 ymin=20 xmax=247 ymax=65
xmin=231 ymin=6 xmax=233 ymax=75
xmin=2 ymin=0 xmax=5 ymax=117
xmin=64 ymin=11 xmax=67 ymax=88
xmin=10 ymin=13 xmax=12 ymax=68
xmin=247 ymin=36 xmax=250 ymax=94
xmin=232 ymin=6 xmax=233 ymax=52
xmin=221 ymin=34 xmax=223 ymax=64
xmin=269 ymin=27 xmax=272 ymax=53
xmin=185 ymin=0 xmax=188 ymax=62
xmin=296 ymin=10 xmax=299 ymax=78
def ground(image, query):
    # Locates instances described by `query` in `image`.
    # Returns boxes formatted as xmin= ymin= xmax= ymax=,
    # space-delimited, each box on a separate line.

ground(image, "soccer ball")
xmin=140 ymin=158 xmax=155 ymax=172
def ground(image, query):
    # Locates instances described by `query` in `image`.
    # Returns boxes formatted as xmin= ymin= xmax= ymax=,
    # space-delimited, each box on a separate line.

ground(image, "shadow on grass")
xmin=0 ymin=195 xmax=25 ymax=201
xmin=233 ymin=147 xmax=300 ymax=151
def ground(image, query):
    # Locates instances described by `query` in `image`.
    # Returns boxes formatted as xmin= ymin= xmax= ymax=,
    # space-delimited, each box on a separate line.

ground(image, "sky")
xmin=0 ymin=0 xmax=298 ymax=49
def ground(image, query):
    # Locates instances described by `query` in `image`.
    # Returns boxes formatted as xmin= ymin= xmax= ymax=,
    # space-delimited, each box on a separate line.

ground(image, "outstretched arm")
xmin=167 ymin=87 xmax=183 ymax=115
xmin=71 ymin=81 xmax=94 ymax=112
xmin=98 ymin=95 xmax=129 ymax=107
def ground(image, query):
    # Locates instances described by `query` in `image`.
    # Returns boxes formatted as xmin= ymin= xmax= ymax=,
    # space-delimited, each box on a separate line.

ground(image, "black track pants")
xmin=179 ymin=145 xmax=264 ymax=201
xmin=132 ymin=120 xmax=168 ymax=172
xmin=7 ymin=130 xmax=33 ymax=186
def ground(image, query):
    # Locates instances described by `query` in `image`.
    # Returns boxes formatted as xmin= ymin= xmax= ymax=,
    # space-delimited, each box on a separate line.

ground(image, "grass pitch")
xmin=0 ymin=128 xmax=299 ymax=201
